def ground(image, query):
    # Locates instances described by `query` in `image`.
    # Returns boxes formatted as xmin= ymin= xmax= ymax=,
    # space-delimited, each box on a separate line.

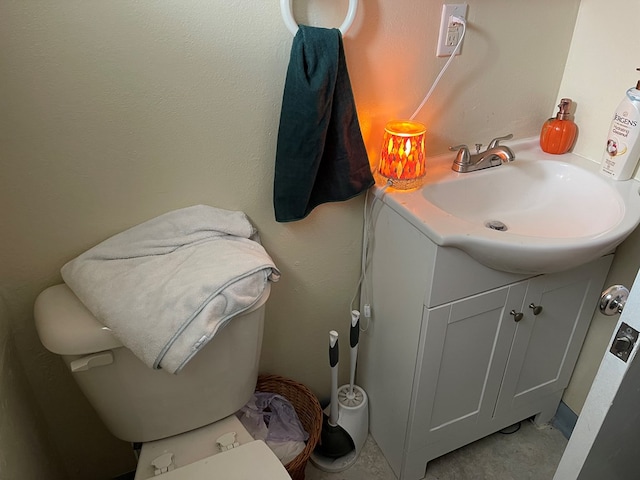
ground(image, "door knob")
xmin=510 ymin=310 xmax=524 ymax=322
xmin=599 ymin=285 xmax=629 ymax=316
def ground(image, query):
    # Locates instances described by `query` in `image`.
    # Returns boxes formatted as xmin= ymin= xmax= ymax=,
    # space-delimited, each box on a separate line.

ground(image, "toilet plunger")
xmin=315 ymin=331 xmax=354 ymax=458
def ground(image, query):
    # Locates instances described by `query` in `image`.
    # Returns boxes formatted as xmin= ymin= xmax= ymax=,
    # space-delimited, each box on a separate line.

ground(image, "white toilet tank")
xmin=34 ymin=283 xmax=270 ymax=443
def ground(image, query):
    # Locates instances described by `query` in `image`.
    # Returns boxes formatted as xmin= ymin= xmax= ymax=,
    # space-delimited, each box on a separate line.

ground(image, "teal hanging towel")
xmin=273 ymin=25 xmax=374 ymax=223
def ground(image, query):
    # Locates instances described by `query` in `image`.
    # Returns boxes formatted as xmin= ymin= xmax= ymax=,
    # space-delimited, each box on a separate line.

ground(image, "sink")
xmin=376 ymin=138 xmax=640 ymax=274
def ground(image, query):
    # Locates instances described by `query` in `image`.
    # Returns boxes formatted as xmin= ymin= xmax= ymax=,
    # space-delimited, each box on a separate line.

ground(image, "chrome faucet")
xmin=450 ymin=134 xmax=516 ymax=173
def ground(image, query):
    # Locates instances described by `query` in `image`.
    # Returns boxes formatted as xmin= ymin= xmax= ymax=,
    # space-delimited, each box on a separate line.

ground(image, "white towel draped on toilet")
xmin=61 ymin=205 xmax=280 ymax=374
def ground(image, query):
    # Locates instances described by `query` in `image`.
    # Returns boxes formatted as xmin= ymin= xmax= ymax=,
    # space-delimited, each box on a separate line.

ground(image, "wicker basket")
xmin=256 ymin=374 xmax=323 ymax=480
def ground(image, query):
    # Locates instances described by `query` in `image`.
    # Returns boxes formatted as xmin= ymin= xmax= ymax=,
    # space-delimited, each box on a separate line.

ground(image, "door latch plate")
xmin=610 ymin=322 xmax=639 ymax=363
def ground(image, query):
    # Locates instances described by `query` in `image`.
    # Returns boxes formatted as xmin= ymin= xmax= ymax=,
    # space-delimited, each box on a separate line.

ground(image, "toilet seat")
xmin=147 ymin=441 xmax=291 ymax=479
xmin=135 ymin=415 xmax=291 ymax=479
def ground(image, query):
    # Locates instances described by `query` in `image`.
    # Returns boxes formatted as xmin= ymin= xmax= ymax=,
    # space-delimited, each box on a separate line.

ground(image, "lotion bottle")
xmin=600 ymin=69 xmax=640 ymax=181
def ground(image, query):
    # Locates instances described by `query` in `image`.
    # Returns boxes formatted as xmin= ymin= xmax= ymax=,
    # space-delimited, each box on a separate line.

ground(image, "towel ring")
xmin=280 ymin=0 xmax=358 ymax=36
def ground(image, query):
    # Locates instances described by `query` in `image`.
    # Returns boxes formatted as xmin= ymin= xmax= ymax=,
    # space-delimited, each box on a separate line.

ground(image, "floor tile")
xmin=305 ymin=419 xmax=567 ymax=480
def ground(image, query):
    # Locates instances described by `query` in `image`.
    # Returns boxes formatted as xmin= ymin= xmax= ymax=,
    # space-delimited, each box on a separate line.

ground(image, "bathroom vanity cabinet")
xmin=358 ymin=202 xmax=613 ymax=480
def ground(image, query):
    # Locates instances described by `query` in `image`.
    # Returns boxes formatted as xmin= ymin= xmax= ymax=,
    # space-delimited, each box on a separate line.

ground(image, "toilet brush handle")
xmin=349 ymin=311 xmax=360 ymax=391
xmin=350 ymin=310 xmax=360 ymax=348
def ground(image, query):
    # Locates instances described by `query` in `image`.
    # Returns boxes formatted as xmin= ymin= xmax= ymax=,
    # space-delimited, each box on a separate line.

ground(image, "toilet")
xmin=34 ymin=282 xmax=291 ymax=479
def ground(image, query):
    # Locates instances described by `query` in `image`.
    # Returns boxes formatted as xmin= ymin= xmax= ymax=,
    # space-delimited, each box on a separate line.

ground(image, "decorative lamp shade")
xmin=377 ymin=121 xmax=427 ymax=190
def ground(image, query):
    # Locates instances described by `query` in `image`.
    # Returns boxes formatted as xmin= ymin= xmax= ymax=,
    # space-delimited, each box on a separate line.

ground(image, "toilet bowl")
xmin=34 ymin=283 xmax=290 ymax=479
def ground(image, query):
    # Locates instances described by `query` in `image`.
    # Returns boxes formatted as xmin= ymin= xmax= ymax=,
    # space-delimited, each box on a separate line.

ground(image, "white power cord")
xmin=410 ymin=15 xmax=467 ymax=121
xmin=350 ymin=182 xmax=390 ymax=331
xmin=352 ymin=16 xmax=467 ymax=327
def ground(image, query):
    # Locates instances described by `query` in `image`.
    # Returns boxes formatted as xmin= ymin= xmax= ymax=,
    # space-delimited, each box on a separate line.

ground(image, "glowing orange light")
xmin=377 ymin=120 xmax=426 ymax=190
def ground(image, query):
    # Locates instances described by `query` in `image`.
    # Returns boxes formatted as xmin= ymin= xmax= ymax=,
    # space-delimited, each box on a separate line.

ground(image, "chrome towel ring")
xmin=280 ymin=0 xmax=358 ymax=36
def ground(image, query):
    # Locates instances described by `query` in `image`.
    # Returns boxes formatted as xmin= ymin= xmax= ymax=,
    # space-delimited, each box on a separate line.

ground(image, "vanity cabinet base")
xmin=359 ymin=203 xmax=613 ymax=480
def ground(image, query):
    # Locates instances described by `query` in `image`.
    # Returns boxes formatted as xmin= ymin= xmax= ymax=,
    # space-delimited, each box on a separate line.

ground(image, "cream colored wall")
xmin=556 ymin=0 xmax=640 ymax=414
xmin=1 ymin=0 xmax=580 ymax=477
xmin=0 ymin=298 xmax=66 ymax=479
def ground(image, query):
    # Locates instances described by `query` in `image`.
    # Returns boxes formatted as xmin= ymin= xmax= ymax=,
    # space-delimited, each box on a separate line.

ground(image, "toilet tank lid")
xmin=34 ymin=282 xmax=271 ymax=356
xmin=34 ymin=284 xmax=123 ymax=355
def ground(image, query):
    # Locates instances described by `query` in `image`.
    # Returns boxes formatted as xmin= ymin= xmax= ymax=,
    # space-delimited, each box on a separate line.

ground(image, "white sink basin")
xmin=376 ymin=138 xmax=640 ymax=274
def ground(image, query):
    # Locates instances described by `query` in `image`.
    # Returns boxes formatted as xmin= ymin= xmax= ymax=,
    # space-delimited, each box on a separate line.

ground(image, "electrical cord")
xmin=499 ymin=422 xmax=521 ymax=435
xmin=410 ymin=15 xmax=467 ymax=121
xmin=352 ymin=16 xmax=467 ymax=327
xmin=350 ymin=182 xmax=391 ymax=331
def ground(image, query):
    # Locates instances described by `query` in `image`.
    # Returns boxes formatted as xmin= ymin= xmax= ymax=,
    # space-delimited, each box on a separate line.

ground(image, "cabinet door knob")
xmin=510 ymin=310 xmax=524 ymax=322
xmin=529 ymin=303 xmax=543 ymax=315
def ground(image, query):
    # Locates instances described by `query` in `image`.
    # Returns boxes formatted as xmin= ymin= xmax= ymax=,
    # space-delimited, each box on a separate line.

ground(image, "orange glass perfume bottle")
xmin=540 ymin=98 xmax=577 ymax=154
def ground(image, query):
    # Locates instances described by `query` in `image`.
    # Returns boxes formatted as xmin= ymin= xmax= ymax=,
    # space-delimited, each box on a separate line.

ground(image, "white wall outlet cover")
xmin=436 ymin=3 xmax=468 ymax=57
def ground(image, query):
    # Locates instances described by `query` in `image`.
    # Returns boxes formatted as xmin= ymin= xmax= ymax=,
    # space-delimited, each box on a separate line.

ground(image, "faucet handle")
xmin=449 ymin=144 xmax=468 ymax=151
xmin=488 ymin=133 xmax=513 ymax=149
xmin=449 ymin=144 xmax=471 ymax=165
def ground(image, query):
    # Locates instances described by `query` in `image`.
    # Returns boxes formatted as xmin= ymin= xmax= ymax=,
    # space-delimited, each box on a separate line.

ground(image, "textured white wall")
xmin=557 ymin=0 xmax=640 ymax=171
xmin=557 ymin=0 xmax=640 ymax=414
xmin=1 ymin=0 xmax=582 ymax=477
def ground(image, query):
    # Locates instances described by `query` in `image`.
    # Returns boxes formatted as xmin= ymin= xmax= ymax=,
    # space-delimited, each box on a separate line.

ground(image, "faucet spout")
xmin=450 ymin=134 xmax=515 ymax=173
xmin=485 ymin=145 xmax=515 ymax=163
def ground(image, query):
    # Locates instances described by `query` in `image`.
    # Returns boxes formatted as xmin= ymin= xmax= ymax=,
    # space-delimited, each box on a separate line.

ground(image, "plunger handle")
xmin=329 ymin=331 xmax=339 ymax=426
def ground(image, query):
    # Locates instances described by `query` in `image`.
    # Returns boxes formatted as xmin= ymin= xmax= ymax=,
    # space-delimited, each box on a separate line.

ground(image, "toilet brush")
xmin=335 ymin=310 xmax=368 ymax=468
xmin=311 ymin=317 xmax=369 ymax=473
xmin=339 ymin=310 xmax=365 ymax=407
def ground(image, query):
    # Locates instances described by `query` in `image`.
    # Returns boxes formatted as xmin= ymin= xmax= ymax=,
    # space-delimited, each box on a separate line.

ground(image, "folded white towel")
xmin=61 ymin=205 xmax=280 ymax=373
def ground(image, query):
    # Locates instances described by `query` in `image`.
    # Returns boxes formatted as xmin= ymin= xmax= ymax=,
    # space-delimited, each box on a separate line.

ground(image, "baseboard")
xmin=551 ymin=401 xmax=578 ymax=439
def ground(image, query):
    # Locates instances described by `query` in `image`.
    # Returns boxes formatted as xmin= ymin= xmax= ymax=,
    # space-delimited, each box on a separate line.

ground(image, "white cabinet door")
xmin=420 ymin=287 xmax=516 ymax=437
xmin=495 ymin=256 xmax=612 ymax=421
xmin=405 ymin=282 xmax=527 ymax=467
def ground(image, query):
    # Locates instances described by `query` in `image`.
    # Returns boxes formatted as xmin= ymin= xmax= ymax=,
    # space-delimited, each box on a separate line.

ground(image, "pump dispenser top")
xmin=540 ymin=98 xmax=578 ymax=154
xmin=554 ymin=99 xmax=572 ymax=120
xmin=600 ymin=68 xmax=640 ymax=181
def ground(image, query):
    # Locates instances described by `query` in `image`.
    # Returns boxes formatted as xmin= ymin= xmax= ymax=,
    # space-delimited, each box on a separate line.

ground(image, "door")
xmin=554 ymin=270 xmax=640 ymax=480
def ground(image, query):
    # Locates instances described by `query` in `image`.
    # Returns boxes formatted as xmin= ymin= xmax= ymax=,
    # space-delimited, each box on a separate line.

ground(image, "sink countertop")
xmin=373 ymin=137 xmax=640 ymax=274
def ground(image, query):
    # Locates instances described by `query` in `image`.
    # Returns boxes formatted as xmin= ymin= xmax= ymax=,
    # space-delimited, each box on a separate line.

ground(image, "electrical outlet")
xmin=436 ymin=3 xmax=467 ymax=57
